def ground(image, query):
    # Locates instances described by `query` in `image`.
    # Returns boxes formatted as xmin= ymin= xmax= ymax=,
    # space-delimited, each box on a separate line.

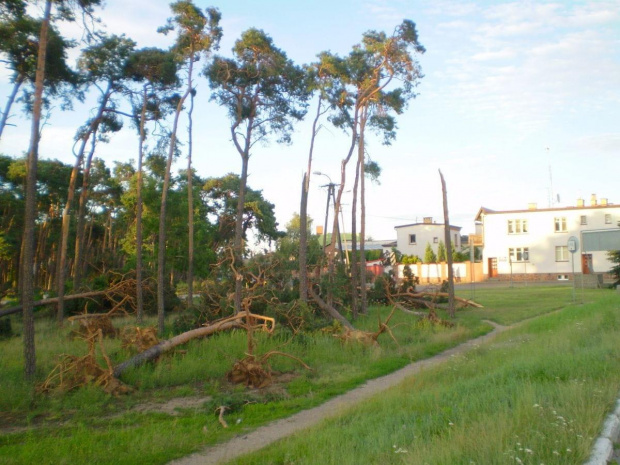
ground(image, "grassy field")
xmin=0 ymin=285 xmax=616 ymax=464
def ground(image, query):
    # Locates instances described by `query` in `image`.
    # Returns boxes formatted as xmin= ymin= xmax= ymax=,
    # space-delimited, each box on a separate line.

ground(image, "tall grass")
xmin=229 ymin=292 xmax=620 ymax=465
xmin=1 ymin=286 xmax=616 ymax=464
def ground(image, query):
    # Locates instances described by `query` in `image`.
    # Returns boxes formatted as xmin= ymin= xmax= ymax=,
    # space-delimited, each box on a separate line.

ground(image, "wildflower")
xmin=533 ymin=404 xmax=540 ymax=408
xmin=566 ymin=448 xmax=571 ymax=452
xmin=552 ymin=450 xmax=560 ymax=456
xmin=525 ymin=448 xmax=533 ymax=454
xmin=449 ymin=421 xmax=454 ymax=426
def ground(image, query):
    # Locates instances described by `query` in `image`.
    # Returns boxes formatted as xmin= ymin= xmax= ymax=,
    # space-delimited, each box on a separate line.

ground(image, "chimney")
xmin=316 ymin=225 xmax=323 ymax=235
xmin=577 ymin=198 xmax=584 ymax=207
xmin=528 ymin=203 xmax=537 ymax=210
xmin=423 ymin=217 xmax=432 ymax=224
xmin=591 ymin=194 xmax=597 ymax=206
xmin=601 ymin=198 xmax=608 ymax=206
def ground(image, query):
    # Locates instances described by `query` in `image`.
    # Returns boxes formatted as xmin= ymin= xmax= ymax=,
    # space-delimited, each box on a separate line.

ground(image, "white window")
xmin=508 ymin=219 xmax=528 ymax=234
xmin=580 ymin=215 xmax=587 ymax=225
xmin=409 ymin=234 xmax=416 ymax=244
xmin=605 ymin=214 xmax=612 ymax=224
xmin=509 ymin=247 xmax=529 ymax=262
xmin=555 ymin=246 xmax=568 ymax=262
xmin=554 ymin=217 xmax=567 ymax=232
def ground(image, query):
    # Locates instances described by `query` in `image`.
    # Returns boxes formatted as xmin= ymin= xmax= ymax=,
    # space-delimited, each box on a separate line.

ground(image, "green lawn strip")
xmin=0 ymin=307 xmax=488 ymax=464
xmin=227 ymin=293 xmax=620 ymax=465
xmin=1 ymin=287 xmax=609 ymax=464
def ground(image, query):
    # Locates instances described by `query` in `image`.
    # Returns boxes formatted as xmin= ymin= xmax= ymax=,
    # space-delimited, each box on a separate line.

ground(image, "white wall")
xmin=481 ymin=205 xmax=620 ymax=276
xmin=395 ymin=224 xmax=461 ymax=258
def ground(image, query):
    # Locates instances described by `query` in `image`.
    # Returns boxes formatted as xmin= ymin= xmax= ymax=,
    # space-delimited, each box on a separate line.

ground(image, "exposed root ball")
xmin=423 ymin=309 xmax=455 ymax=327
xmin=69 ymin=315 xmax=118 ymax=339
xmin=227 ymin=356 xmax=272 ymax=389
xmin=121 ymin=326 xmax=159 ymax=353
xmin=38 ymin=329 xmax=131 ymax=396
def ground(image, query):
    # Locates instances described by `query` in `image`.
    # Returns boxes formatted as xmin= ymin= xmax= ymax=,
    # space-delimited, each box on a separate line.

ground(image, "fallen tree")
xmin=393 ymin=291 xmax=483 ymax=308
xmin=113 ymin=313 xmax=275 ymax=378
xmin=308 ymin=287 xmax=355 ymax=330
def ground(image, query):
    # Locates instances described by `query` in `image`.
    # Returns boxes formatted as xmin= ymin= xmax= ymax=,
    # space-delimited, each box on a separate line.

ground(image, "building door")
xmin=581 ymin=254 xmax=593 ymax=274
xmin=488 ymin=258 xmax=498 ymax=278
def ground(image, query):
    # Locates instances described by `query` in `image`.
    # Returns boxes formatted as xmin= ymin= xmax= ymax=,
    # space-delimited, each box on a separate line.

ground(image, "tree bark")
xmin=299 ymin=96 xmax=323 ymax=303
xmin=186 ymin=88 xmax=195 ymax=309
xmin=439 ymin=169 xmax=456 ymax=317
xmin=136 ymin=85 xmax=147 ymax=323
xmin=308 ymin=287 xmax=355 ymax=330
xmin=58 ymin=85 xmax=111 ymax=325
xmin=21 ymin=0 xmax=52 ymax=379
xmin=0 ymin=76 xmax=23 ymax=140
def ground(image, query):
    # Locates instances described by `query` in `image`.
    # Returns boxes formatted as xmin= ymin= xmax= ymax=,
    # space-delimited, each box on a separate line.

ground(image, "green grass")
xmin=228 ymin=291 xmax=620 ymax=465
xmin=0 ymin=285 xmax=617 ymax=464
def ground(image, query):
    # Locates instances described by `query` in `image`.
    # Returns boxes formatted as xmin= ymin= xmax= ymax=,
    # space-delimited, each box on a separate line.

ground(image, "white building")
xmin=475 ymin=195 xmax=620 ymax=282
xmin=395 ymin=217 xmax=462 ymax=258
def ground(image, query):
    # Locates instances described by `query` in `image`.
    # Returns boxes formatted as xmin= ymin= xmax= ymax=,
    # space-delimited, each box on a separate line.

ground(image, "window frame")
xmin=509 ymin=247 xmax=530 ymax=262
xmin=555 ymin=245 xmax=569 ymax=262
xmin=554 ymin=217 xmax=567 ymax=233
xmin=508 ymin=219 xmax=528 ymax=234
xmin=408 ymin=234 xmax=416 ymax=245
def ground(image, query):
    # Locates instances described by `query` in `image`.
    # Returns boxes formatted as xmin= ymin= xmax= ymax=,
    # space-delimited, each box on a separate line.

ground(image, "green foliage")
xmin=452 ymin=250 xmax=469 ymax=262
xmin=203 ymin=173 xmax=282 ymax=247
xmin=206 ymin=28 xmax=310 ymax=148
xmin=424 ymin=242 xmax=437 ymax=263
xmin=608 ymin=250 xmax=620 ymax=285
xmin=368 ymin=272 xmax=396 ymax=304
xmin=399 ymin=264 xmax=418 ymax=292
xmin=401 ymin=254 xmax=419 ymax=264
xmin=437 ymin=240 xmax=446 ymax=262
xmin=0 ymin=318 xmax=13 ymax=339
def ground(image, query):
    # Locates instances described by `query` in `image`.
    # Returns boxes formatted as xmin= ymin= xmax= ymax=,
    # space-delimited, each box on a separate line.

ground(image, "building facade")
xmin=476 ymin=196 xmax=620 ymax=281
xmin=395 ymin=217 xmax=462 ymax=258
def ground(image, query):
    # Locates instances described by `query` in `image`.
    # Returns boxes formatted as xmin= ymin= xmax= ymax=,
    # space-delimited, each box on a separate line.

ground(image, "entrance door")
xmin=581 ymin=254 xmax=593 ymax=274
xmin=488 ymin=257 xmax=498 ymax=278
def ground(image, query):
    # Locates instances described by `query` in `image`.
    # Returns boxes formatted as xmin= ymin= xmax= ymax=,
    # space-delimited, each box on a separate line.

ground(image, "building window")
xmin=605 ymin=214 xmax=612 ymax=224
xmin=433 ymin=237 xmax=438 ymax=243
xmin=509 ymin=247 xmax=529 ymax=262
xmin=454 ymin=233 xmax=458 ymax=246
xmin=409 ymin=234 xmax=416 ymax=244
xmin=580 ymin=215 xmax=587 ymax=225
xmin=555 ymin=246 xmax=569 ymax=262
xmin=508 ymin=219 xmax=528 ymax=234
xmin=554 ymin=217 xmax=567 ymax=232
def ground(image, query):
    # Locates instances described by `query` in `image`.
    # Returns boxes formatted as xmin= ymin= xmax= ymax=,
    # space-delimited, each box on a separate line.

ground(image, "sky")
xmin=1 ymin=0 xmax=619 ymax=241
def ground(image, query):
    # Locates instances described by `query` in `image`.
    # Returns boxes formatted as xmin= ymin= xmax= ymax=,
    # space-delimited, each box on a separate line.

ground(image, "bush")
xmin=0 ymin=317 xmax=13 ymax=339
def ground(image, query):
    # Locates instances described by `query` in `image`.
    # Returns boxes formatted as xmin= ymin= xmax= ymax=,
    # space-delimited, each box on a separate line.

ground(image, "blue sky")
xmin=1 ymin=0 xmax=619 ymax=239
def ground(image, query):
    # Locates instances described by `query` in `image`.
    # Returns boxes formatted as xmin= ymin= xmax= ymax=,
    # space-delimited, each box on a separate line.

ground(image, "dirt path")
xmin=169 ymin=321 xmax=509 ymax=465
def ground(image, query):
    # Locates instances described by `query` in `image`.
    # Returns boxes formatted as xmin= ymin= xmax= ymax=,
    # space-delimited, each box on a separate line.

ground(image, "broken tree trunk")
xmin=393 ymin=291 xmax=483 ymax=308
xmin=439 ymin=169 xmax=456 ymax=317
xmin=308 ymin=287 xmax=355 ymax=330
xmin=113 ymin=313 xmax=275 ymax=378
xmin=0 ymin=290 xmax=106 ymax=318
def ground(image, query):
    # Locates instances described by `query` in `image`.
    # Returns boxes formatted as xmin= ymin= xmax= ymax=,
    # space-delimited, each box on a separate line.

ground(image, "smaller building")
xmin=395 ymin=217 xmax=462 ymax=258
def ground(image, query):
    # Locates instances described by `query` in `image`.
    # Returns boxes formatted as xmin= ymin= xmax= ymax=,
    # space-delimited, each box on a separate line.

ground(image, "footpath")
xmin=169 ymin=317 xmax=619 ymax=465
